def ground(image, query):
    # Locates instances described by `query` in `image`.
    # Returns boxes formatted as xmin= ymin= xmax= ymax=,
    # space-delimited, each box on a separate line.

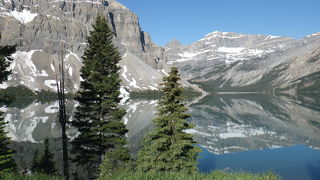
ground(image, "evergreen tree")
xmin=31 ymin=139 xmax=57 ymax=175
xmin=137 ymin=67 xmax=200 ymax=173
xmin=0 ymin=34 xmax=15 ymax=84
xmin=99 ymin=148 xmax=131 ymax=177
xmin=31 ymin=150 xmax=41 ymax=173
xmin=0 ymin=33 xmax=16 ymax=174
xmin=71 ymin=15 xmax=129 ymax=176
xmin=0 ymin=111 xmax=16 ymax=174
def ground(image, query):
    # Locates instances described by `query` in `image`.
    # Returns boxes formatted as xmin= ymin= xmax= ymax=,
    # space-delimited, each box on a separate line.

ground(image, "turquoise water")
xmin=198 ymin=145 xmax=320 ymax=180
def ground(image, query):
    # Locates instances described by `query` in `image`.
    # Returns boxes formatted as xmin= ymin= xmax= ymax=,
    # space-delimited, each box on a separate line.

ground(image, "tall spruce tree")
xmin=31 ymin=139 xmax=57 ymax=175
xmin=137 ymin=67 xmax=200 ymax=173
xmin=71 ymin=15 xmax=129 ymax=176
xmin=30 ymin=150 xmax=41 ymax=173
xmin=0 ymin=33 xmax=16 ymax=174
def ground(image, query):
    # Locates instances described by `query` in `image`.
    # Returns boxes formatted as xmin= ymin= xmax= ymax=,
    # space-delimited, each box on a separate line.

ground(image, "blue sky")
xmin=117 ymin=0 xmax=320 ymax=46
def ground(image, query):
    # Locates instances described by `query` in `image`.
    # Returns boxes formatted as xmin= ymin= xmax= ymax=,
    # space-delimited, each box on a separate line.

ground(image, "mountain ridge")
xmin=165 ymin=30 xmax=320 ymax=93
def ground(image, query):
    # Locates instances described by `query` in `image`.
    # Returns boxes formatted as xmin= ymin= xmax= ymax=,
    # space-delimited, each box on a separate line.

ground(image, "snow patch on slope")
xmin=306 ymin=32 xmax=320 ymax=38
xmin=185 ymin=128 xmax=211 ymax=137
xmin=201 ymin=31 xmax=246 ymax=41
xmin=217 ymin=47 xmax=245 ymax=54
xmin=122 ymin=65 xmax=141 ymax=89
xmin=64 ymin=50 xmax=81 ymax=77
xmin=44 ymin=80 xmax=57 ymax=90
xmin=208 ymin=121 xmax=276 ymax=139
xmin=65 ymin=50 xmax=81 ymax=62
xmin=176 ymin=50 xmax=211 ymax=62
xmin=120 ymin=86 xmax=130 ymax=105
xmin=0 ymin=82 xmax=8 ymax=89
xmin=44 ymin=101 xmax=59 ymax=113
xmin=1 ymin=9 xmax=38 ymax=24
xmin=120 ymin=52 xmax=163 ymax=90
xmin=12 ymin=50 xmax=44 ymax=77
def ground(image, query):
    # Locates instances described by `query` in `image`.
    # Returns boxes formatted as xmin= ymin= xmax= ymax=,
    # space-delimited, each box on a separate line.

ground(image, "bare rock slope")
xmin=0 ymin=0 xmax=168 ymax=93
xmin=166 ymin=31 xmax=320 ymax=92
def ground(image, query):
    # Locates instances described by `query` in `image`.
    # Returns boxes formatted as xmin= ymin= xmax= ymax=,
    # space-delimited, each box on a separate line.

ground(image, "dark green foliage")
xmin=137 ymin=67 xmax=200 ymax=173
xmin=1 ymin=85 xmax=34 ymax=97
xmin=0 ymin=111 xmax=16 ymax=174
xmin=31 ymin=151 xmax=41 ymax=173
xmin=130 ymin=88 xmax=201 ymax=100
xmin=99 ymin=148 xmax=131 ymax=177
xmin=130 ymin=90 xmax=164 ymax=99
xmin=0 ymin=34 xmax=16 ymax=174
xmin=71 ymin=15 xmax=129 ymax=176
xmin=0 ymin=34 xmax=16 ymax=84
xmin=31 ymin=139 xmax=57 ymax=175
xmin=35 ymin=89 xmax=69 ymax=103
xmin=0 ymin=86 xmax=35 ymax=108
xmin=0 ymin=85 xmax=74 ymax=108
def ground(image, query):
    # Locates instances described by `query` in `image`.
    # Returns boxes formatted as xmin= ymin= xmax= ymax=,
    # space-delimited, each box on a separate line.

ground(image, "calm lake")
xmin=2 ymin=93 xmax=320 ymax=179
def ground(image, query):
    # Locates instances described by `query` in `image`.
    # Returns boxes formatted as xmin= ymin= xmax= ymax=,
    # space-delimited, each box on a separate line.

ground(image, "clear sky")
xmin=117 ymin=0 xmax=320 ymax=46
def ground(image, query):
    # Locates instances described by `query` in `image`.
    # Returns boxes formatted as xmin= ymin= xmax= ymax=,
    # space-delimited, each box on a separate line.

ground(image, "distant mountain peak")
xmin=202 ymin=31 xmax=246 ymax=40
xmin=165 ymin=39 xmax=184 ymax=48
xmin=306 ymin=32 xmax=320 ymax=38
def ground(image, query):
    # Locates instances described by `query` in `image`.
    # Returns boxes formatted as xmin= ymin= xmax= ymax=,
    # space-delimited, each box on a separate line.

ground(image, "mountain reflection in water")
xmin=188 ymin=93 xmax=320 ymax=154
xmin=2 ymin=93 xmax=320 ymax=177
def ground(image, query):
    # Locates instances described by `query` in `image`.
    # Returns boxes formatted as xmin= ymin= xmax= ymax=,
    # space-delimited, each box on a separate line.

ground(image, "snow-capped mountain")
xmin=165 ymin=31 xmax=320 ymax=92
xmin=0 ymin=0 xmax=169 ymax=93
xmin=0 ymin=0 xmax=319 ymax=94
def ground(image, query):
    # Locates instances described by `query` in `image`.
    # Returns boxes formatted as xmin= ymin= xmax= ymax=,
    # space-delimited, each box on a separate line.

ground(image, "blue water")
xmin=198 ymin=145 xmax=320 ymax=180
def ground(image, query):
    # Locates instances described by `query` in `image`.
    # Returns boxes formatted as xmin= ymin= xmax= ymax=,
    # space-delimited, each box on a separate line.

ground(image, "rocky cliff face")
xmin=0 ymin=0 xmax=168 ymax=93
xmin=165 ymin=31 xmax=320 ymax=92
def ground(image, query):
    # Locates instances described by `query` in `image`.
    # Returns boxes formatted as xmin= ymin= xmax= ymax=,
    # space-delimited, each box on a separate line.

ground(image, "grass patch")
xmin=0 ymin=173 xmax=63 ymax=180
xmin=98 ymin=171 xmax=279 ymax=180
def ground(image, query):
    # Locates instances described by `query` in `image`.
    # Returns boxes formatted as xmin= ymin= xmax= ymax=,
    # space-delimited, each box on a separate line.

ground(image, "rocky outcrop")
xmin=166 ymin=31 xmax=320 ymax=92
xmin=0 ymin=0 xmax=168 ymax=93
